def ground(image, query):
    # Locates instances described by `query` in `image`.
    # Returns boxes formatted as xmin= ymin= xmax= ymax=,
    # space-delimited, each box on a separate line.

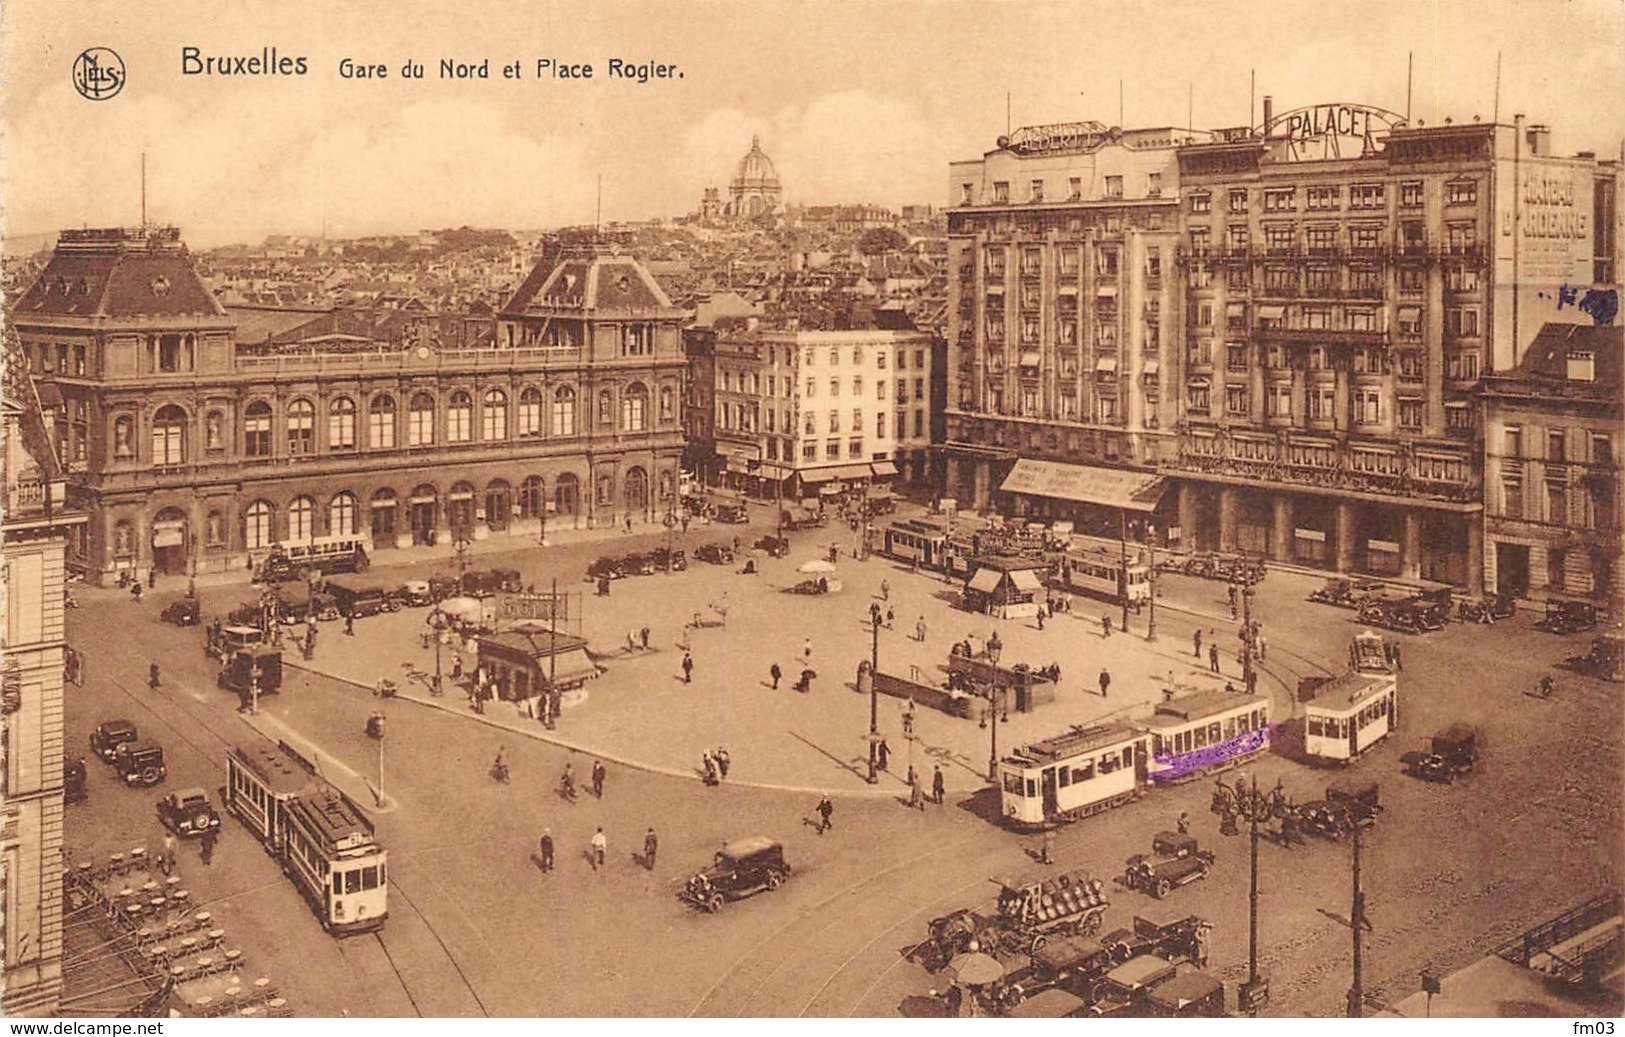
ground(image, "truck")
xmin=327 ymin=580 xmax=389 ymax=618
xmin=921 ymin=869 xmax=1109 ymax=968
xmin=217 ymin=649 xmax=283 ymax=698
xmin=1402 ymin=724 xmax=1479 ymax=783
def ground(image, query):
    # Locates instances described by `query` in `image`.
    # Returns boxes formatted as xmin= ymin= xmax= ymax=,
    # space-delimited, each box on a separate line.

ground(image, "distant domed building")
xmin=726 ymin=135 xmax=782 ymax=220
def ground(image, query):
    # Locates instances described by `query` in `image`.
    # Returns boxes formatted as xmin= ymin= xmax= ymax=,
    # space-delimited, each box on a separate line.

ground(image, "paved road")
xmin=64 ymin=508 xmax=1620 ymax=1016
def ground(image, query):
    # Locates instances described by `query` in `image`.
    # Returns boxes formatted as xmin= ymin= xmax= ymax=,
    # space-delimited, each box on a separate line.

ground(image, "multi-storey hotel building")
xmin=9 ymin=228 xmax=687 ymax=582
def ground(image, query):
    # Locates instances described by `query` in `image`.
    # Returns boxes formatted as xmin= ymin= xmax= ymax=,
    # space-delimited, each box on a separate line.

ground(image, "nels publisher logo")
xmin=73 ymin=47 xmax=126 ymax=101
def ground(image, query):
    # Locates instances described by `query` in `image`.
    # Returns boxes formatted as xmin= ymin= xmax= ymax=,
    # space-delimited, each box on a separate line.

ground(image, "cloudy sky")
xmin=3 ymin=0 xmax=1622 ymax=248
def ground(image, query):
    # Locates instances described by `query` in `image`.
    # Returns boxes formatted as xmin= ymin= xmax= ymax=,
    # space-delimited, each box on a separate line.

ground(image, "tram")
xmin=1139 ymin=690 xmax=1271 ymax=785
xmin=225 ymin=740 xmax=388 ymax=935
xmin=1058 ymin=536 xmax=1152 ymax=607
xmin=998 ymin=722 xmax=1146 ymax=829
xmin=881 ymin=519 xmax=950 ymax=569
xmin=1302 ymin=631 xmax=1398 ymax=765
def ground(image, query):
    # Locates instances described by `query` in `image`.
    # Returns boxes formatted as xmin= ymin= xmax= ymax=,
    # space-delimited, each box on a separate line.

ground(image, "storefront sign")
xmin=498 ymin=593 xmax=568 ymax=622
xmin=1000 ymin=121 xmax=1113 ymax=157
xmin=1260 ymin=103 xmax=1405 ymax=158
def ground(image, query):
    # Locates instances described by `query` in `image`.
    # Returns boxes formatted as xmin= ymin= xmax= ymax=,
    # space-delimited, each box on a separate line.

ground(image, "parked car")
xmin=1122 ymin=833 xmax=1214 ymax=899
xmin=695 ymin=543 xmax=735 ymax=566
xmin=649 ymin=547 xmax=688 ymax=571
xmin=754 ymin=535 xmax=790 ymax=558
xmin=680 ymin=837 xmax=791 ymax=912
xmin=463 ymin=568 xmax=523 ymax=596
xmin=160 ymin=598 xmax=201 ymax=626
xmin=114 ymin=742 xmax=167 ymax=787
xmin=1402 ymin=724 xmax=1479 ymax=783
xmin=90 ymin=719 xmax=139 ymax=764
xmin=619 ymin=552 xmax=657 ymax=576
xmin=327 ymin=580 xmax=388 ymax=618
xmin=714 ymin=502 xmax=750 ymax=524
xmin=208 ymin=624 xmax=266 ymax=662
xmin=586 ymin=556 xmax=625 ymax=582
xmin=1569 ymin=634 xmax=1624 ymax=683
xmin=399 ymin=580 xmax=434 ymax=607
xmin=217 ymin=649 xmax=283 ymax=697
xmin=156 ymin=788 xmax=221 ymax=838
xmin=64 ymin=758 xmax=88 ymax=804
xmin=1538 ymin=599 xmax=1599 ymax=635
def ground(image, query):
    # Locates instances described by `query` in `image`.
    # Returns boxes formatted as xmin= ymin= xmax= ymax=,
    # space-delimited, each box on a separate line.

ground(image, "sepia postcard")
xmin=2 ymin=0 xmax=1621 ymax=1025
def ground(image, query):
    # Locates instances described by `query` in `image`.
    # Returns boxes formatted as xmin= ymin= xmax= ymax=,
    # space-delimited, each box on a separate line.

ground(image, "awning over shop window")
xmin=1095 ymin=284 xmax=1119 ymax=298
xmin=1257 ymin=304 xmax=1286 ymax=319
xmin=803 ymin=464 xmax=871 ymax=483
xmin=966 ymin=568 xmax=1002 ymax=594
xmin=999 ymin=458 xmax=1166 ymax=512
xmin=870 ymin=461 xmax=899 ymax=477
xmin=1095 ymin=356 xmax=1119 ymax=373
xmin=537 ymin=648 xmax=600 ymax=689
xmin=1019 ymin=351 xmax=1041 ymax=368
xmin=1010 ymin=569 xmax=1045 ymax=592
xmin=1142 ymin=359 xmax=1161 ymax=377
xmin=1226 ymin=302 xmax=1247 ymax=317
xmin=1398 ymin=305 xmax=1422 ymax=321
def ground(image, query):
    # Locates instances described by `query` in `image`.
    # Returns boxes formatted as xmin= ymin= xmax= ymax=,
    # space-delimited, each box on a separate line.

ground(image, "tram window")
xmin=1237 ymin=713 xmax=1251 ymax=733
xmin=1121 ymin=748 xmax=1134 ymax=769
xmin=1224 ymin=718 xmax=1236 ymax=739
xmin=332 ymin=874 xmax=342 ymax=895
xmin=1192 ymin=727 xmax=1208 ymax=750
xmin=361 ymin=866 xmax=377 ymax=890
xmin=1025 ymin=779 xmax=1037 ymax=798
xmin=379 ymin=862 xmax=386 ymax=885
xmin=345 ymin=870 xmax=362 ymax=894
xmin=1073 ymin=763 xmax=1094 ymax=782
xmin=1209 ymin=722 xmax=1222 ymax=743
xmin=1003 ymin=773 xmax=1024 ymax=796
xmin=1057 ymin=767 xmax=1071 ymax=788
xmin=1307 ymin=717 xmax=1323 ymax=737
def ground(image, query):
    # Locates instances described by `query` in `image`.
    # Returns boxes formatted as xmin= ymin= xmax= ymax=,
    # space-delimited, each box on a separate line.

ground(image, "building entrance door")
xmin=1496 ymin=543 xmax=1531 ymax=598
xmin=151 ymin=509 xmax=189 ymax=575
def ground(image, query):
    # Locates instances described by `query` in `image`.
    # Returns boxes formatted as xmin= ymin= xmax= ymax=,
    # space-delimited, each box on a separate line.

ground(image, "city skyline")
xmin=3 ymin=0 xmax=1623 ymax=249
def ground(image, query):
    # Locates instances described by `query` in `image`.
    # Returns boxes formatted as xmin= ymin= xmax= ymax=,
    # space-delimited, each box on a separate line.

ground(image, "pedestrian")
xmin=816 ymin=794 xmax=834 ymax=834
xmin=1040 ymin=829 xmax=1055 ymax=865
xmin=1391 ymin=643 xmax=1402 ymax=671
xmin=1194 ymin=628 xmax=1203 ymax=658
xmin=149 ymin=663 xmax=162 ymax=689
xmin=877 ymin=738 xmax=890 ymax=771
xmin=591 ymin=827 xmax=607 ymax=869
xmin=932 ymin=765 xmax=945 ymax=804
xmin=881 ymin=579 xmax=890 ymax=601
xmin=828 ymin=544 xmax=839 ymax=565
xmin=539 ymin=828 xmax=555 ymax=871
xmin=908 ymin=766 xmax=925 ymax=810
xmin=870 ymin=602 xmax=882 ymax=629
xmin=627 ymin=629 xmax=639 ymax=654
xmin=885 ymin=607 xmax=895 ymax=629
xmin=1177 ymin=811 xmax=1191 ymax=834
xmin=160 ymin=831 xmax=177 ymax=876
xmin=915 ymin=617 xmax=927 ymax=642
xmin=1098 ymin=668 xmax=1110 ymax=697
xmin=681 ymin=514 xmax=690 ymax=535
xmin=643 ymin=827 xmax=658 ymax=870
xmin=769 ymin=662 xmax=782 ymax=689
xmin=682 ymin=652 xmax=693 ymax=684
xmin=716 ymin=747 xmax=731 ymax=779
xmin=1192 ymin=922 xmax=1211 ymax=969
xmin=1036 ymin=608 xmax=1045 ymax=631
xmin=640 ymin=627 xmax=650 ymax=650
xmin=1101 ymin=614 xmax=1111 ymax=638
xmin=591 ymin=759 xmax=606 ymax=798
xmin=200 ymin=828 xmax=217 ymax=866
xmin=1209 ymin=644 xmax=1221 ymax=673
xmin=147 ymin=569 xmax=157 ymax=590
xmin=802 ymin=637 xmax=813 ymax=663
xmin=344 ymin=614 xmax=355 ymax=636
xmin=733 ymin=535 xmax=741 ymax=553
xmin=1257 ymin=633 xmax=1268 ymax=662
xmin=452 ymin=657 xmax=464 ymax=682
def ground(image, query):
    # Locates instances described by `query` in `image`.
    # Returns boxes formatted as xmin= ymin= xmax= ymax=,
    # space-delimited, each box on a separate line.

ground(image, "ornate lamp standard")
xmin=1212 ymin=773 xmax=1280 ymax=1015
xmin=866 ymin=601 xmax=881 ymax=784
xmin=1241 ymin=581 xmax=1258 ymax=694
xmin=425 ymin=605 xmax=448 ymax=696
xmin=1145 ymin=521 xmax=1160 ymax=643
xmin=984 ymin=631 xmax=1004 ymax=781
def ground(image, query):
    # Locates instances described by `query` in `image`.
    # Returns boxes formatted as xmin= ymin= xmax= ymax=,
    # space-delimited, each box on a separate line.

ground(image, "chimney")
xmin=1526 ymin=123 xmax=1551 ymax=156
xmin=1262 ymin=95 xmax=1274 ymax=134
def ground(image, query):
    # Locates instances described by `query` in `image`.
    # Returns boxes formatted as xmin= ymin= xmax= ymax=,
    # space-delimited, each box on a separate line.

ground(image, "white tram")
xmin=1059 ymin=536 xmax=1152 ymax=607
xmin=881 ymin=519 xmax=950 ymax=570
xmin=1303 ymin=632 xmax=1398 ymax=765
xmin=999 ymin=722 xmax=1146 ymax=829
xmin=1139 ymin=690 xmax=1271 ymax=785
xmin=226 ymin=741 xmax=388 ymax=935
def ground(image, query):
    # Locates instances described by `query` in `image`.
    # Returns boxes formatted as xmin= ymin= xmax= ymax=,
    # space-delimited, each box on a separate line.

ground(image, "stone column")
xmin=1400 ymin=510 xmax=1423 ymax=581
xmin=1270 ymin=495 xmax=1294 ymax=561
xmin=1178 ymin=482 xmax=1199 ymax=552
xmin=1466 ymin=515 xmax=1484 ymax=596
xmin=973 ymin=460 xmax=991 ymax=511
xmin=1218 ymin=487 xmax=1240 ymax=553
xmin=1335 ymin=499 xmax=1357 ymax=573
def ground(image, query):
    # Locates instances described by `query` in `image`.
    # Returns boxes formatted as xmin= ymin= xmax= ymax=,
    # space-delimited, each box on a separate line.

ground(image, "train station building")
xmin=7 ymin=228 xmax=688 ymax=584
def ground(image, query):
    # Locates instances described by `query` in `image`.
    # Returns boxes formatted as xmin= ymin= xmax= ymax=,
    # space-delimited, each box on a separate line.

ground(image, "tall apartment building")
xmin=1 ymin=328 xmax=88 ymax=1016
xmin=944 ymin=123 xmax=1188 ymax=519
xmin=7 ymin=229 xmax=686 ymax=582
xmin=700 ymin=324 xmax=931 ymax=499
xmin=1168 ymin=102 xmax=1617 ymax=591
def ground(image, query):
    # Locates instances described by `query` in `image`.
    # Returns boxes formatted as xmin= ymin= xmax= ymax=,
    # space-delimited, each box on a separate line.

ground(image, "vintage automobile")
xmin=463 ymin=568 xmax=523 ymax=597
xmin=1538 ymin=599 xmax=1599 ymax=635
xmin=304 ymin=592 xmax=341 ymax=622
xmin=618 ymin=552 xmax=657 ymax=576
xmin=1301 ymin=779 xmax=1382 ymax=839
xmin=1123 ymin=833 xmax=1215 ymax=899
xmin=1143 ymin=970 xmax=1225 ymax=1018
xmin=780 ymin=505 xmax=825 ymax=531
xmin=397 ymin=580 xmax=434 ymax=607
xmin=327 ymin=580 xmax=388 ymax=618
xmin=209 ymin=624 xmax=266 ymax=662
xmin=1457 ymin=593 xmax=1518 ymax=623
xmin=1003 ymin=987 xmax=1088 ymax=1019
xmin=217 ymin=649 xmax=283 ymax=698
xmin=754 ymin=534 xmax=790 ymax=558
xmin=586 ymin=556 xmax=625 ymax=582
xmin=428 ymin=574 xmax=462 ymax=602
xmin=1569 ymin=634 xmax=1624 ymax=683
xmin=1098 ymin=912 xmax=1210 ymax=966
xmin=1402 ymin=724 xmax=1479 ymax=783
xmin=680 ymin=837 xmax=791 ymax=912
xmin=114 ymin=741 xmax=168 ymax=787
xmin=694 ymin=543 xmax=735 ymax=566
xmin=1089 ymin=955 xmax=1179 ymax=1016
xmin=1357 ymin=593 xmax=1447 ymax=634
xmin=992 ymin=935 xmax=1115 ymax=1013
xmin=713 ymin=502 xmax=750 ymax=524
xmin=922 ymin=869 xmax=1109 ymax=970
xmin=156 ymin=787 xmax=222 ymax=838
xmin=90 ymin=719 xmax=139 ymax=764
xmin=64 ymin=758 xmax=88 ymax=804
xmin=160 ymin=597 xmax=201 ymax=626
xmin=649 ymin=547 xmax=688 ymax=571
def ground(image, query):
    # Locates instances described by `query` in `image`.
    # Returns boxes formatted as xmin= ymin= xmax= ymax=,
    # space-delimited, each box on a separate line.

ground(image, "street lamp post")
xmin=866 ymin=603 xmax=881 ymax=784
xmin=427 ymin=606 xmax=447 ymax=696
xmin=1146 ymin=523 xmax=1159 ymax=643
xmin=1119 ymin=510 xmax=1131 ymax=635
xmin=1213 ymin=773 xmax=1277 ymax=1015
xmin=985 ymin=631 xmax=1003 ymax=782
xmin=1241 ymin=582 xmax=1257 ymax=694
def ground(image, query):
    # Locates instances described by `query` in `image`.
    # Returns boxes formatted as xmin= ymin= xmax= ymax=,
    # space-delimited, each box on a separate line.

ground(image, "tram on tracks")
xmin=225 ymin=740 xmax=388 ymax=935
xmin=1057 ymin=536 xmax=1152 ymax=608
xmin=881 ymin=519 xmax=951 ymax=570
xmin=1140 ymin=690 xmax=1272 ymax=785
xmin=1301 ymin=631 xmax=1399 ymax=765
xmin=998 ymin=722 xmax=1146 ymax=829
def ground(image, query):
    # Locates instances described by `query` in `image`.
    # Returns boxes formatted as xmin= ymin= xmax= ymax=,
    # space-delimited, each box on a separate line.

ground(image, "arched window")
xmin=409 ymin=392 xmax=435 ymax=446
xmin=659 ymin=385 xmax=675 ymax=421
xmin=598 ymin=388 xmax=614 ymax=425
xmin=625 ymin=467 xmax=649 ymax=512
xmin=482 ymin=389 xmax=508 ymax=441
xmin=518 ymin=475 xmax=546 ymax=518
xmin=287 ymin=399 xmax=315 ymax=455
xmin=518 ymin=387 xmax=542 ymax=437
xmin=113 ymin=415 xmax=135 ymax=458
xmin=369 ymin=394 xmax=397 ymax=449
xmin=554 ymin=473 xmax=580 ymax=517
xmin=244 ymin=500 xmax=274 ymax=549
xmin=245 ymin=401 xmax=273 ymax=457
xmin=329 ymin=491 xmax=358 ymax=536
xmin=622 ymin=383 xmax=648 ymax=432
xmin=447 ymin=391 xmax=472 ymax=443
xmin=552 ymin=386 xmax=576 ymax=437
xmin=152 ymin=404 xmax=187 ymax=466
xmin=329 ymin=397 xmax=357 ymax=450
xmin=288 ymin=496 xmax=315 ymax=542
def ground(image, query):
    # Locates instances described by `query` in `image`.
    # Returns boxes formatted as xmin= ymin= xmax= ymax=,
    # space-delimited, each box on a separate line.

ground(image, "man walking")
xmin=1098 ymin=668 xmax=1111 ymax=698
xmin=539 ymin=828 xmax=555 ymax=871
xmin=1101 ymin=614 xmax=1112 ymax=638
xmin=908 ymin=766 xmax=926 ymax=810
xmin=915 ymin=617 xmax=927 ymax=643
xmin=149 ymin=663 xmax=162 ymax=689
xmin=590 ymin=827 xmax=607 ymax=870
xmin=200 ymin=827 xmax=217 ymax=866
xmin=802 ymin=637 xmax=813 ymax=664
xmin=1209 ymin=644 xmax=1221 ymax=674
xmin=344 ymin=613 xmax=355 ymax=636
xmin=881 ymin=579 xmax=890 ymax=601
xmin=1193 ymin=628 xmax=1203 ymax=659
xmin=591 ymin=759 xmax=606 ymax=799
xmin=769 ymin=662 xmax=782 ymax=689
xmin=640 ymin=627 xmax=650 ymax=650
xmin=643 ymin=827 xmax=658 ymax=870
xmin=885 ymin=607 xmax=895 ymax=629
xmin=681 ymin=652 xmax=693 ymax=684
xmin=931 ymin=765 xmax=945 ymax=805
xmin=816 ymin=794 xmax=834 ymax=834
xmin=877 ymin=738 xmax=890 ymax=771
